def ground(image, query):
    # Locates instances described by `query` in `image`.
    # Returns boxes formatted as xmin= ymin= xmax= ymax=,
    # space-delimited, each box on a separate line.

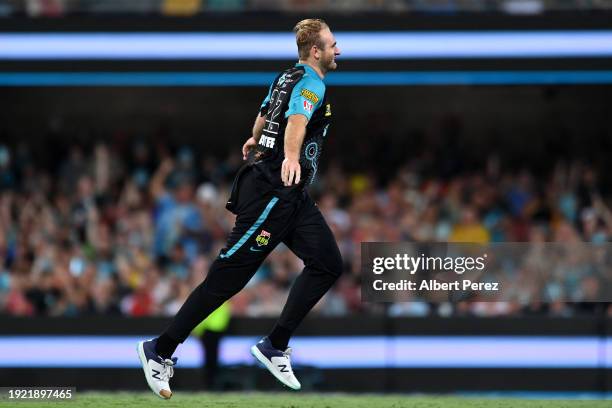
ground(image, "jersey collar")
xmin=295 ymin=63 xmax=324 ymax=81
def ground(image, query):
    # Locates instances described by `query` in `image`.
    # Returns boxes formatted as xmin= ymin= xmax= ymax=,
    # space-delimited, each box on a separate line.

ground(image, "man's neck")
xmin=298 ymin=60 xmax=325 ymax=79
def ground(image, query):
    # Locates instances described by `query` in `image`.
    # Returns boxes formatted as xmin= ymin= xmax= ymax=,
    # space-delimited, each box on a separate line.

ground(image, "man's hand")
xmin=242 ymin=137 xmax=258 ymax=160
xmin=281 ymin=158 xmax=301 ymax=186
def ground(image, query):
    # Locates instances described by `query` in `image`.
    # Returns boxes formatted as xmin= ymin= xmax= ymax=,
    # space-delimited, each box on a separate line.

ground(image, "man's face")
xmin=175 ymin=183 xmax=194 ymax=203
xmin=315 ymin=27 xmax=340 ymax=72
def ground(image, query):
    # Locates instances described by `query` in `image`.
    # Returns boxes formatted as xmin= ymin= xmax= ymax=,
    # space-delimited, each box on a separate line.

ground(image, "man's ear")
xmin=312 ymin=45 xmax=319 ymax=60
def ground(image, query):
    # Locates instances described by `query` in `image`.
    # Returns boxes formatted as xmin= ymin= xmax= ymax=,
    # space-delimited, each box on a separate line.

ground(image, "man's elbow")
xmin=287 ymin=114 xmax=309 ymax=131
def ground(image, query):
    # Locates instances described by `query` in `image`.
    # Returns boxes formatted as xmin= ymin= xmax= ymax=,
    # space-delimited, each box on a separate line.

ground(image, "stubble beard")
xmin=322 ymin=55 xmax=337 ymax=74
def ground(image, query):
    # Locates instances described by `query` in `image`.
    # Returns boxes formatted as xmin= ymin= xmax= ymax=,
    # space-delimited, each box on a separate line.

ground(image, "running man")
xmin=138 ymin=18 xmax=342 ymax=398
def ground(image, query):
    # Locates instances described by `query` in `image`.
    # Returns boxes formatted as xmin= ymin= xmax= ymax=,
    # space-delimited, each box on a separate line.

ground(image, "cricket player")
xmin=138 ymin=18 xmax=342 ymax=398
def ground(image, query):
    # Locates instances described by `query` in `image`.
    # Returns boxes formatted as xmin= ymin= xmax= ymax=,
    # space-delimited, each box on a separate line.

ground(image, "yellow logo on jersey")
xmin=325 ymin=103 xmax=332 ymax=116
xmin=300 ymin=89 xmax=319 ymax=104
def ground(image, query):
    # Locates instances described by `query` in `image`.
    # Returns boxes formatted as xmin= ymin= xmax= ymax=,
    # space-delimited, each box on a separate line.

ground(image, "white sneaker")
xmin=137 ymin=339 xmax=177 ymax=399
xmin=250 ymin=337 xmax=301 ymax=390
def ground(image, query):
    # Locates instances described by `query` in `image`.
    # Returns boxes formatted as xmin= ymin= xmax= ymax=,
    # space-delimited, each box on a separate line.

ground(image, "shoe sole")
xmin=136 ymin=341 xmax=172 ymax=399
xmin=250 ymin=345 xmax=301 ymax=390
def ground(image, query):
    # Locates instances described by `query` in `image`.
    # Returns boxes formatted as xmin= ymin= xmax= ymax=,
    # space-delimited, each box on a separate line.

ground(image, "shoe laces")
xmin=160 ymin=357 xmax=177 ymax=382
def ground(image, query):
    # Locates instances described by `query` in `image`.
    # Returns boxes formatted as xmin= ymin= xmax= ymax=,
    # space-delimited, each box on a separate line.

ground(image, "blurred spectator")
xmin=449 ymin=206 xmax=490 ymax=243
xmin=150 ymin=157 xmax=203 ymax=265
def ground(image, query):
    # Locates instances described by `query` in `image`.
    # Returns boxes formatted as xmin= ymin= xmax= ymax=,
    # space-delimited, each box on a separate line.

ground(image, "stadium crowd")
xmin=2 ymin=0 xmax=610 ymax=17
xmin=0 ymin=138 xmax=611 ymax=318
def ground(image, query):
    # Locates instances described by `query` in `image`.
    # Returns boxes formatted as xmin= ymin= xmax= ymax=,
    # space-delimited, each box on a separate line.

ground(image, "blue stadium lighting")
xmin=0 ymin=336 xmax=605 ymax=368
xmin=1 ymin=31 xmax=612 ymax=59
xmin=1 ymin=71 xmax=611 ymax=86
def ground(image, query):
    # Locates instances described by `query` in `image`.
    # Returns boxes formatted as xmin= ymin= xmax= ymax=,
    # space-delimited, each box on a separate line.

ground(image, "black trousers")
xmin=165 ymin=167 xmax=343 ymax=343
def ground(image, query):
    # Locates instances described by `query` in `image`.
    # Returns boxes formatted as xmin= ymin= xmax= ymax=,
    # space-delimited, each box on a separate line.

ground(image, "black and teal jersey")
xmin=252 ymin=63 xmax=332 ymax=201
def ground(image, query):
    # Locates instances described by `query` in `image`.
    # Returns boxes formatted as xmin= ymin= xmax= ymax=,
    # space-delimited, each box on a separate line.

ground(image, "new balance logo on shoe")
xmin=250 ymin=337 xmax=301 ymax=390
xmin=138 ymin=340 xmax=176 ymax=400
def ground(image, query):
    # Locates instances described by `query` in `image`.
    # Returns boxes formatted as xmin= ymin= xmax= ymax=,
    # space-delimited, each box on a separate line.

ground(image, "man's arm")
xmin=252 ymin=113 xmax=266 ymax=142
xmin=281 ymin=114 xmax=308 ymax=186
xmin=242 ymin=113 xmax=267 ymax=160
xmin=279 ymin=73 xmax=325 ymax=185
xmin=242 ymin=73 xmax=279 ymax=160
xmin=149 ymin=158 xmax=174 ymax=200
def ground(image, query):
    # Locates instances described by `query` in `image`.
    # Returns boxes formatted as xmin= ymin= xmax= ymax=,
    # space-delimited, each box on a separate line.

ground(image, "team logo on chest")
xmin=255 ymin=230 xmax=271 ymax=247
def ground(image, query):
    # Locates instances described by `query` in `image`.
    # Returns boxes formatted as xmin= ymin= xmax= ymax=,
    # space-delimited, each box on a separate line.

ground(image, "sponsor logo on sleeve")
xmin=300 ymin=89 xmax=319 ymax=104
xmin=303 ymin=100 xmax=313 ymax=113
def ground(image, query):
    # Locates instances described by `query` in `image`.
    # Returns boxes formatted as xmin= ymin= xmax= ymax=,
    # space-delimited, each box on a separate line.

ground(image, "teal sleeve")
xmin=285 ymin=76 xmax=325 ymax=121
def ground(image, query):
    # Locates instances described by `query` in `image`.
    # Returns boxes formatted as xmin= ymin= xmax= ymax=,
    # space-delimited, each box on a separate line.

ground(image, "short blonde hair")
xmin=293 ymin=18 xmax=328 ymax=60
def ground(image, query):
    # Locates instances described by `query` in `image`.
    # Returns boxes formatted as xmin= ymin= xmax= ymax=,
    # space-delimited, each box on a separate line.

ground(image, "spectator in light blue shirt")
xmin=151 ymin=159 xmax=203 ymax=265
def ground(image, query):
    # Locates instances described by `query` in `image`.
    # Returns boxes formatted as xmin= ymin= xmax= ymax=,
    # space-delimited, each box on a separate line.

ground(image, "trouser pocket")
xmin=225 ymin=164 xmax=252 ymax=214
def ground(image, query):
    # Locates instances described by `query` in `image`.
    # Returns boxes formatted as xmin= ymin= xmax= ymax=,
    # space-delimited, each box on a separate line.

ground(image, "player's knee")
xmin=203 ymin=258 xmax=249 ymax=299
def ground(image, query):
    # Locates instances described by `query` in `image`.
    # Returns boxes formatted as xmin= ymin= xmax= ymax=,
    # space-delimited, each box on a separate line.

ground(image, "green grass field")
xmin=1 ymin=392 xmax=611 ymax=408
